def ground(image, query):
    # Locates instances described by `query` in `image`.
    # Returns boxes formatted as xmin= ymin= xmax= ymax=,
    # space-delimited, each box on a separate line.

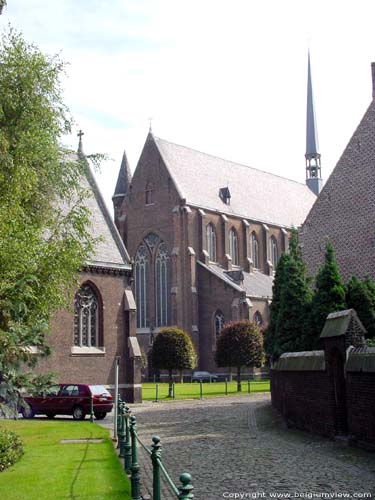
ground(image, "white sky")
xmin=2 ymin=0 xmax=375 ymax=214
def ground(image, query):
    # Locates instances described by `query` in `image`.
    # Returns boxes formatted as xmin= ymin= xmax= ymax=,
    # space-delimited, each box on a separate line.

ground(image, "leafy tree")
xmin=215 ymin=320 xmax=263 ymax=391
xmin=311 ymin=241 xmax=346 ymax=346
xmin=346 ymin=276 xmax=375 ymax=340
xmin=0 ymin=29 xmax=97 ymax=416
xmin=151 ymin=328 xmax=197 ymax=396
xmin=265 ymin=230 xmax=312 ymax=360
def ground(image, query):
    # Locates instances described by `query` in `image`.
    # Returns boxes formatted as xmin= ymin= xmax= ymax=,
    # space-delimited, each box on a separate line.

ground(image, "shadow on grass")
xmin=69 ymin=429 xmax=92 ymax=500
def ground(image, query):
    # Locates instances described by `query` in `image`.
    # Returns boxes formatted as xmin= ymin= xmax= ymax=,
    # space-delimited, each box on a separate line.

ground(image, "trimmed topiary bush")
xmin=0 ymin=428 xmax=24 ymax=472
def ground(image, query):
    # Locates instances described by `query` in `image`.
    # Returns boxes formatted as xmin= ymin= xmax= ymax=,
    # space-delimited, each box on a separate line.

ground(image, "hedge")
xmin=0 ymin=428 xmax=24 ymax=472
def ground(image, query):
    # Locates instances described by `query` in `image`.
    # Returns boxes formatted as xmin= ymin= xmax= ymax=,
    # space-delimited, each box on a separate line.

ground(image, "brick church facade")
xmin=113 ymin=133 xmax=316 ymax=376
xmin=301 ymin=62 xmax=375 ymax=282
xmin=37 ymin=146 xmax=142 ymax=403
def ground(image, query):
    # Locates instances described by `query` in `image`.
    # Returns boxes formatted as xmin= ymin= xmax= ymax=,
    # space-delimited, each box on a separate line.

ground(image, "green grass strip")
xmin=142 ymin=380 xmax=270 ymax=401
xmin=0 ymin=420 xmax=131 ymax=500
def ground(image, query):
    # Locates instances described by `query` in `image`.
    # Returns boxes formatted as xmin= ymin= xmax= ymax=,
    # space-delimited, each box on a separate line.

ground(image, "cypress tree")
xmin=346 ymin=276 xmax=375 ymax=340
xmin=311 ymin=241 xmax=346 ymax=345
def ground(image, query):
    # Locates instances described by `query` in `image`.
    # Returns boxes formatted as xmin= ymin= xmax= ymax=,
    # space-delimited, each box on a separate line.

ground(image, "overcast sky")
xmin=2 ymin=0 xmax=375 ymax=214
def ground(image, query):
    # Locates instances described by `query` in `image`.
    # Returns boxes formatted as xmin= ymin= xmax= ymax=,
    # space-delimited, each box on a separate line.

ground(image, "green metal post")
xmin=130 ymin=415 xmax=141 ymax=500
xmin=124 ymin=404 xmax=132 ymax=474
xmin=151 ymin=436 xmax=162 ymax=500
xmin=90 ymin=393 xmax=94 ymax=423
xmin=199 ymin=380 xmax=203 ymax=400
xmin=178 ymin=473 xmax=194 ymax=500
xmin=172 ymin=383 xmax=175 ymax=399
xmin=225 ymin=378 xmax=228 ymax=396
xmin=119 ymin=402 xmax=126 ymax=458
xmin=155 ymin=383 xmax=158 ymax=402
xmin=117 ymin=395 xmax=123 ymax=448
xmin=248 ymin=380 xmax=251 ymax=394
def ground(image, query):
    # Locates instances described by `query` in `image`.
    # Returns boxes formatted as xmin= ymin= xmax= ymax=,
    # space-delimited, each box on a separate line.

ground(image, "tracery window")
xmin=206 ymin=223 xmax=217 ymax=262
xmin=74 ymin=284 xmax=100 ymax=347
xmin=135 ymin=244 xmax=150 ymax=328
xmin=253 ymin=311 xmax=263 ymax=327
xmin=229 ymin=228 xmax=239 ymax=266
xmin=251 ymin=232 xmax=259 ymax=269
xmin=155 ymin=242 xmax=170 ymax=327
xmin=270 ymin=236 xmax=278 ymax=269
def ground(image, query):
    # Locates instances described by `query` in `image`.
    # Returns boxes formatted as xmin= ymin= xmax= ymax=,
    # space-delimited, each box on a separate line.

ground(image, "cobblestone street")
xmin=114 ymin=394 xmax=375 ymax=500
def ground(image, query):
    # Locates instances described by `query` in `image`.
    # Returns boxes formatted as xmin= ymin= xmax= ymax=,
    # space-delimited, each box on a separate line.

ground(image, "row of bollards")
xmin=151 ymin=379 xmax=252 ymax=401
xmin=116 ymin=396 xmax=194 ymax=499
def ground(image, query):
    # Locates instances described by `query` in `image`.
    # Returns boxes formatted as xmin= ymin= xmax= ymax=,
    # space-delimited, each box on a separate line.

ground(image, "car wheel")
xmin=46 ymin=412 xmax=56 ymax=419
xmin=72 ymin=405 xmax=86 ymax=420
xmin=21 ymin=406 xmax=35 ymax=419
xmin=94 ymin=412 xmax=106 ymax=420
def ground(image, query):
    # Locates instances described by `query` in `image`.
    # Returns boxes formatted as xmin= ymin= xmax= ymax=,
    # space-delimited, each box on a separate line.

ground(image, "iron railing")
xmin=117 ymin=397 xmax=194 ymax=499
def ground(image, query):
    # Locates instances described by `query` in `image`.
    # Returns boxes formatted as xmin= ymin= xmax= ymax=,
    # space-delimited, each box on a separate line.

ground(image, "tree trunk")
xmin=168 ymin=369 xmax=173 ymax=397
xmin=237 ymin=365 xmax=242 ymax=392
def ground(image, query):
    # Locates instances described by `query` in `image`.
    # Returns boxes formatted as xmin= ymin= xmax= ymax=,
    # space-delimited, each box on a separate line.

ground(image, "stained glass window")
xmin=206 ymin=223 xmax=217 ymax=262
xmin=74 ymin=284 xmax=99 ymax=347
xmin=270 ymin=236 xmax=278 ymax=269
xmin=251 ymin=232 xmax=259 ymax=269
xmin=229 ymin=228 xmax=239 ymax=266
xmin=155 ymin=242 xmax=170 ymax=327
xmin=135 ymin=244 xmax=150 ymax=328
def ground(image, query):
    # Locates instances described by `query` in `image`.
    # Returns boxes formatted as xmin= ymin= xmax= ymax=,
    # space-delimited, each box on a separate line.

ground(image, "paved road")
xmin=104 ymin=394 xmax=375 ymax=500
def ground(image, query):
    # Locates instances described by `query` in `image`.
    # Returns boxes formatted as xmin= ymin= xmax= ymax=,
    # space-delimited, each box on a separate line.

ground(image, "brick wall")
xmin=346 ymin=372 xmax=375 ymax=450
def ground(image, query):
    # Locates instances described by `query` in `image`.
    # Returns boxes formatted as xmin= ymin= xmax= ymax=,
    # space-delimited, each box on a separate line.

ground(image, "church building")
xmin=113 ymin=127 xmax=316 ymax=375
xmin=37 ymin=137 xmax=142 ymax=403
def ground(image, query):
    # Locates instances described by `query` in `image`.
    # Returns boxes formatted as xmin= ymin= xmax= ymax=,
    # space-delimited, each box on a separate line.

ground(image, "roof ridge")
xmin=153 ymin=135 xmax=309 ymax=188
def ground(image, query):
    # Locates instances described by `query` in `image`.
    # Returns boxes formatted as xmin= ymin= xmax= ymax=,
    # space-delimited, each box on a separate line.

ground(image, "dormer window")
xmin=219 ymin=187 xmax=231 ymax=205
xmin=145 ymin=182 xmax=154 ymax=205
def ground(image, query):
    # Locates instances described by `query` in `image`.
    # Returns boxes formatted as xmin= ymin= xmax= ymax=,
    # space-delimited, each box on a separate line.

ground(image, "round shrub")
xmin=0 ymin=428 xmax=24 ymax=472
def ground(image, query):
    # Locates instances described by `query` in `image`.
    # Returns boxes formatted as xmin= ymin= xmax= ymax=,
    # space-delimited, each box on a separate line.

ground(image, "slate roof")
xmin=153 ymin=135 xmax=316 ymax=228
xmin=197 ymin=262 xmax=273 ymax=299
xmin=65 ymin=152 xmax=131 ymax=270
xmin=320 ymin=309 xmax=365 ymax=339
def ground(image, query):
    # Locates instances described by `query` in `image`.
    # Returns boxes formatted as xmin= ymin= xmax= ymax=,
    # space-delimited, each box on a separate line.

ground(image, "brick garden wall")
xmin=346 ymin=372 xmax=375 ymax=450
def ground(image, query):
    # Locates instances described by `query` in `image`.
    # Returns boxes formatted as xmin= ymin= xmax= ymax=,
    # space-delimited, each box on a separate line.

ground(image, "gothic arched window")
xmin=155 ymin=242 xmax=170 ymax=327
xmin=270 ymin=236 xmax=278 ymax=269
xmin=145 ymin=182 xmax=154 ymax=205
xmin=229 ymin=228 xmax=239 ymax=266
xmin=74 ymin=284 xmax=101 ymax=347
xmin=214 ymin=311 xmax=225 ymax=338
xmin=206 ymin=223 xmax=217 ymax=262
xmin=253 ymin=311 xmax=263 ymax=327
xmin=135 ymin=244 xmax=150 ymax=328
xmin=251 ymin=232 xmax=259 ymax=269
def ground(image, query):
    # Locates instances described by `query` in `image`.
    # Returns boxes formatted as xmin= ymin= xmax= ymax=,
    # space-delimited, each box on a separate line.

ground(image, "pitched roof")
xmin=64 ymin=152 xmax=131 ymax=271
xmin=153 ymin=135 xmax=316 ymax=228
xmin=198 ymin=262 xmax=273 ymax=299
xmin=83 ymin=163 xmax=131 ymax=269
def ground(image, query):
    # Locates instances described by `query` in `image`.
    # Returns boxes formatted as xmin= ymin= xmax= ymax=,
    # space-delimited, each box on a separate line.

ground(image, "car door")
xmin=59 ymin=385 xmax=80 ymax=415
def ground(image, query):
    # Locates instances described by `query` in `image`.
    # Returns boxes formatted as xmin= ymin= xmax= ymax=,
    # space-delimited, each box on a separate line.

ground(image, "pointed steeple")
xmin=113 ymin=150 xmax=132 ymax=199
xmin=305 ymin=52 xmax=322 ymax=196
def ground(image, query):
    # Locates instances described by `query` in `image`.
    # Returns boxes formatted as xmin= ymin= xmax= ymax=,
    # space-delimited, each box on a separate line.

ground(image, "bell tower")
xmin=305 ymin=51 xmax=323 ymax=195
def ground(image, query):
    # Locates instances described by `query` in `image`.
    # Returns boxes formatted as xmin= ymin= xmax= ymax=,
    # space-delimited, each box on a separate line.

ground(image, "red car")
xmin=21 ymin=384 xmax=113 ymax=420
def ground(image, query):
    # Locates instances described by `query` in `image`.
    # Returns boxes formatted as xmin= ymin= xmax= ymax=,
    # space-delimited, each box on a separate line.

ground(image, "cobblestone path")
xmin=111 ymin=394 xmax=375 ymax=500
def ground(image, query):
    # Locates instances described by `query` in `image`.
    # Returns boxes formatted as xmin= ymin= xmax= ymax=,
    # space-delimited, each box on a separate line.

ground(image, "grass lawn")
xmin=0 ymin=420 xmax=130 ymax=500
xmin=142 ymin=380 xmax=270 ymax=401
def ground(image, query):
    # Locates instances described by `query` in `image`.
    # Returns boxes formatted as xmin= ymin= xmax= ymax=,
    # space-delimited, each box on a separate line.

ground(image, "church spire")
xmin=305 ymin=51 xmax=322 ymax=195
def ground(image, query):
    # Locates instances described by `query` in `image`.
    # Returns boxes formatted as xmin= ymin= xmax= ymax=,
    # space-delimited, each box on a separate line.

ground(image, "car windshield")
xmin=89 ymin=385 xmax=110 ymax=396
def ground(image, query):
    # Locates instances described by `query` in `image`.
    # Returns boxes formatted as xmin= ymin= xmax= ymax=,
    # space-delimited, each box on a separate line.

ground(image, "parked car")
xmin=191 ymin=371 xmax=218 ymax=383
xmin=20 ymin=384 xmax=113 ymax=420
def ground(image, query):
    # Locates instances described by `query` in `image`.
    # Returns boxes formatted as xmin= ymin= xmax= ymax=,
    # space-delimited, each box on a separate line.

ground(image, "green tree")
xmin=0 ymin=29 xmax=97 ymax=416
xmin=346 ymin=276 xmax=375 ymax=340
xmin=265 ymin=230 xmax=312 ymax=360
xmin=311 ymin=241 xmax=346 ymax=346
xmin=151 ymin=328 xmax=197 ymax=397
xmin=215 ymin=320 xmax=263 ymax=391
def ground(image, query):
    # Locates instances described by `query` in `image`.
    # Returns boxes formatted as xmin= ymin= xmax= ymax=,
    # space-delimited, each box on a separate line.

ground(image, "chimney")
xmin=371 ymin=62 xmax=375 ymax=99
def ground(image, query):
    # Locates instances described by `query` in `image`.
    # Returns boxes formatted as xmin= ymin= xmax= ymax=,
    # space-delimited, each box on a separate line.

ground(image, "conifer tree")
xmin=265 ymin=230 xmax=312 ymax=360
xmin=346 ymin=276 xmax=375 ymax=340
xmin=311 ymin=241 xmax=346 ymax=345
